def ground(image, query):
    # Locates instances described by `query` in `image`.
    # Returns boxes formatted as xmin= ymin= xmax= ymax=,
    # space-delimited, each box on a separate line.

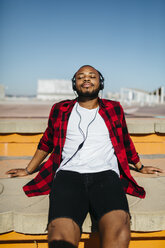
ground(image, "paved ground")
xmin=0 ymin=99 xmax=53 ymax=118
xmin=0 ymin=99 xmax=165 ymax=118
xmin=124 ymin=104 xmax=165 ymax=118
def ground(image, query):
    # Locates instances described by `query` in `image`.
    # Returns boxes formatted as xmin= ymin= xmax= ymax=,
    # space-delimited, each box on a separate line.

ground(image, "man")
xmin=7 ymin=65 xmax=163 ymax=248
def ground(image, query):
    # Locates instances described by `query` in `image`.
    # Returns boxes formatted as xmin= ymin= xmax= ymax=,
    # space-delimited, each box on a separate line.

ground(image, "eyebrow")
xmin=77 ymin=72 xmax=96 ymax=75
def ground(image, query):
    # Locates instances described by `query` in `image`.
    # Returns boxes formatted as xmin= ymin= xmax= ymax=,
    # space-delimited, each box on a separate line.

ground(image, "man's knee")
xmin=118 ymin=225 xmax=131 ymax=243
xmin=99 ymin=210 xmax=130 ymax=247
xmin=48 ymin=218 xmax=80 ymax=246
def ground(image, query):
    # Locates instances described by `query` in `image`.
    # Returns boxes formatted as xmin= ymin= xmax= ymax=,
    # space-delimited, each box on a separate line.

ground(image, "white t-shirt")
xmin=57 ymin=102 xmax=119 ymax=176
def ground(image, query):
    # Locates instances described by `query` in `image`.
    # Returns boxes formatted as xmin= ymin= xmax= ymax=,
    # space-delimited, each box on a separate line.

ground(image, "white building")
xmin=37 ymin=79 xmax=75 ymax=101
xmin=0 ymin=85 xmax=5 ymax=99
xmin=120 ymin=87 xmax=164 ymax=105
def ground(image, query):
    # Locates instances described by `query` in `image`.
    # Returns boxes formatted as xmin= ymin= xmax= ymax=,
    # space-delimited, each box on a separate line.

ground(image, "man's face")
xmin=75 ymin=66 xmax=100 ymax=97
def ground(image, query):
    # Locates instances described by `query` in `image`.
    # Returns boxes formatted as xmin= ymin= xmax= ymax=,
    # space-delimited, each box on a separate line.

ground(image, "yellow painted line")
xmin=0 ymin=144 xmax=38 ymax=156
xmin=129 ymin=240 xmax=165 ymax=248
xmin=0 ymin=143 xmax=165 ymax=156
xmin=0 ymin=134 xmax=42 ymax=143
xmin=134 ymin=143 xmax=165 ymax=154
xmin=0 ymin=133 xmax=165 ymax=143
xmin=0 ymin=231 xmax=165 ymax=248
xmin=131 ymin=134 xmax=165 ymax=143
xmin=0 ymin=133 xmax=165 ymax=156
xmin=1 ymin=231 xmax=165 ymax=240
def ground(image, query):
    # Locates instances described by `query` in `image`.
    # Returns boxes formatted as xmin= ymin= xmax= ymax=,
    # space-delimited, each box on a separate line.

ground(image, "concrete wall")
xmin=0 ymin=118 xmax=165 ymax=156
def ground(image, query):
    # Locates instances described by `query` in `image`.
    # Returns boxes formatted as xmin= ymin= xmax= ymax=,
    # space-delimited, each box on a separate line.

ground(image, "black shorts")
xmin=48 ymin=169 xmax=130 ymax=231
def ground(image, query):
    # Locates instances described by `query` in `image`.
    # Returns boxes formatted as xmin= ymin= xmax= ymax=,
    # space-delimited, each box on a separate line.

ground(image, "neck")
xmin=77 ymin=96 xmax=99 ymax=109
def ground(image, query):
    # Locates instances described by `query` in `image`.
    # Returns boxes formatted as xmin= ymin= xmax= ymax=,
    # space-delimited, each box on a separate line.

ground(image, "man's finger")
xmin=6 ymin=169 xmax=19 ymax=174
xmin=150 ymin=170 xmax=157 ymax=174
xmin=152 ymin=168 xmax=164 ymax=173
xmin=6 ymin=170 xmax=15 ymax=174
xmin=6 ymin=169 xmax=20 ymax=177
xmin=9 ymin=173 xmax=18 ymax=177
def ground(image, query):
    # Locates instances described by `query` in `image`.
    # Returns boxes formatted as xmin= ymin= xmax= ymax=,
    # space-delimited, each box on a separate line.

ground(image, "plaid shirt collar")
xmin=61 ymin=97 xmax=107 ymax=112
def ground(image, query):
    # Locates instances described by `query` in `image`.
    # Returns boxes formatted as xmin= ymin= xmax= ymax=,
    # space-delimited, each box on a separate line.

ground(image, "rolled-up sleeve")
xmin=38 ymin=105 xmax=55 ymax=153
xmin=120 ymin=103 xmax=140 ymax=164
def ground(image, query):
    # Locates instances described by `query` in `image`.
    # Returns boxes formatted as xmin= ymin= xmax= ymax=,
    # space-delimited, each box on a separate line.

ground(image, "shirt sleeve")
xmin=37 ymin=104 xmax=55 ymax=153
xmin=119 ymin=103 xmax=140 ymax=165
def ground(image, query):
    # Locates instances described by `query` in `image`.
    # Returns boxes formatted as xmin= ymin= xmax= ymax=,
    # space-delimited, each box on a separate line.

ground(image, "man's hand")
xmin=6 ymin=168 xmax=29 ymax=177
xmin=140 ymin=166 xmax=164 ymax=174
xmin=134 ymin=161 xmax=165 ymax=174
xmin=6 ymin=149 xmax=48 ymax=178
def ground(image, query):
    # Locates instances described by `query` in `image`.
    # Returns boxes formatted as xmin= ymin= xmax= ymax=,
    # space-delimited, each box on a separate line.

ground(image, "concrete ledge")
xmin=1 ymin=176 xmax=165 ymax=234
xmin=0 ymin=178 xmax=49 ymax=234
xmin=127 ymin=176 xmax=165 ymax=231
xmin=126 ymin=120 xmax=155 ymax=134
xmin=0 ymin=119 xmax=47 ymax=133
xmin=155 ymin=122 xmax=165 ymax=133
xmin=0 ymin=118 xmax=165 ymax=134
xmin=0 ymin=158 xmax=165 ymax=234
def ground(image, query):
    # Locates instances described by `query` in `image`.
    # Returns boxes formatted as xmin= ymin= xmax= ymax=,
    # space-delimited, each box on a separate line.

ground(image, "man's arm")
xmin=6 ymin=104 xmax=56 ymax=177
xmin=6 ymin=149 xmax=49 ymax=177
xmin=119 ymin=103 xmax=164 ymax=174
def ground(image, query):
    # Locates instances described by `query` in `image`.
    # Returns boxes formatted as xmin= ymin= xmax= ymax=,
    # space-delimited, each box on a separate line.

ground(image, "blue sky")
xmin=0 ymin=0 xmax=165 ymax=95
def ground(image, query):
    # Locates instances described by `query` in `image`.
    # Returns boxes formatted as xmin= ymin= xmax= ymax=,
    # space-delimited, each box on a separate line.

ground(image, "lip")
xmin=82 ymin=83 xmax=93 ymax=88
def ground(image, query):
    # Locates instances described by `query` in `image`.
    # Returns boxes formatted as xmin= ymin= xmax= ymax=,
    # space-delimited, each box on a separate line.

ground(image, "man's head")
xmin=72 ymin=65 xmax=104 ymax=98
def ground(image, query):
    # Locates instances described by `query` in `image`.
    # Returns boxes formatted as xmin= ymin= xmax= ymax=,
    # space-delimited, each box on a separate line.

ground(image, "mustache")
xmin=81 ymin=82 xmax=94 ymax=87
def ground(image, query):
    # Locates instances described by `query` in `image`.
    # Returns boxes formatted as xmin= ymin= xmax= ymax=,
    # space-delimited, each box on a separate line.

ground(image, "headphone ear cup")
xmin=72 ymin=77 xmax=76 ymax=91
xmin=100 ymin=80 xmax=104 ymax=90
xmin=99 ymin=76 xmax=104 ymax=90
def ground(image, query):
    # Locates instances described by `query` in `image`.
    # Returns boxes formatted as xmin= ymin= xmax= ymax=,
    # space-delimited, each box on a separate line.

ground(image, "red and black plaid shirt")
xmin=23 ymin=98 xmax=145 ymax=198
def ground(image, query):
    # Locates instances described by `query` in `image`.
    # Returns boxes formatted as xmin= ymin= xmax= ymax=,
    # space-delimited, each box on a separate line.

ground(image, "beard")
xmin=76 ymin=87 xmax=100 ymax=98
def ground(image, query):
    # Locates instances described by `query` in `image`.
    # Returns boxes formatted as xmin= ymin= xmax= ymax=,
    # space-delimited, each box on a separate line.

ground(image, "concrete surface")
xmin=0 ymin=100 xmax=165 ymax=234
xmin=0 ymin=119 xmax=47 ymax=133
xmin=0 ymin=157 xmax=165 ymax=234
xmin=0 ymin=100 xmax=53 ymax=118
xmin=0 ymin=99 xmax=165 ymax=134
xmin=124 ymin=104 xmax=165 ymax=118
xmin=0 ymin=99 xmax=165 ymax=119
xmin=1 ymin=118 xmax=165 ymax=134
xmin=155 ymin=122 xmax=165 ymax=133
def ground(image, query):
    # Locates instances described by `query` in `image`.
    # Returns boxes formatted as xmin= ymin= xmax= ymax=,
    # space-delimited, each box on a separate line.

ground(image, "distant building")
xmin=37 ymin=79 xmax=74 ymax=101
xmin=0 ymin=85 xmax=5 ymax=99
xmin=106 ymin=92 xmax=120 ymax=101
xmin=120 ymin=86 xmax=164 ymax=105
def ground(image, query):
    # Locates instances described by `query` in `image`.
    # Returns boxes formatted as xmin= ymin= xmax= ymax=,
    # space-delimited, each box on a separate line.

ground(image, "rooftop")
xmin=0 ymin=98 xmax=165 ymax=234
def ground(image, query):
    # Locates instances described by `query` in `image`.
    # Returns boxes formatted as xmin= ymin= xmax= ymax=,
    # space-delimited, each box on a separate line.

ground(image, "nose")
xmin=83 ymin=76 xmax=90 ymax=82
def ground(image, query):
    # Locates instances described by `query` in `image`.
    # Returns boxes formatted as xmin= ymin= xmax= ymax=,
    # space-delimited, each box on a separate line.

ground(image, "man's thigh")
xmin=98 ymin=209 xmax=130 ymax=233
xmin=48 ymin=170 xmax=89 ymax=232
xmin=88 ymin=170 xmax=130 ymax=222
